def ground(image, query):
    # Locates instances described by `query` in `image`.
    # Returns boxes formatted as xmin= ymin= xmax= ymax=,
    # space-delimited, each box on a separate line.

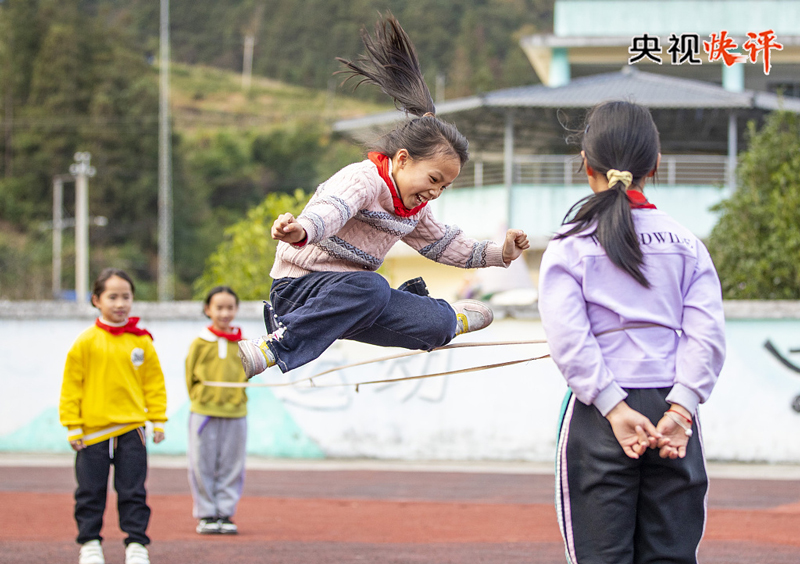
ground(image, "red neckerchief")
xmin=95 ymin=317 xmax=153 ymax=340
xmin=207 ymin=325 xmax=243 ymax=342
xmin=627 ymin=190 xmax=657 ymax=209
xmin=368 ymin=151 xmax=427 ymax=217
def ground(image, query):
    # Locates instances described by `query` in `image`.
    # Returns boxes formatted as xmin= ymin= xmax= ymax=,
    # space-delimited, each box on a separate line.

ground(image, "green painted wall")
xmin=0 ymin=391 xmax=325 ymax=459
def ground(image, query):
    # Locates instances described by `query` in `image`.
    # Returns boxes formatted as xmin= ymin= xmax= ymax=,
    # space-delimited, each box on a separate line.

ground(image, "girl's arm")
xmin=402 ymin=210 xmax=509 ymax=268
xmin=668 ymin=242 xmax=726 ymax=414
xmin=655 ymin=243 xmax=726 ymax=460
xmin=281 ymin=164 xmax=373 ymax=245
xmin=538 ymin=244 xmax=627 ymax=414
xmin=59 ymin=339 xmax=86 ymax=448
xmin=142 ymin=339 xmax=168 ymax=439
xmin=185 ymin=340 xmax=201 ymax=398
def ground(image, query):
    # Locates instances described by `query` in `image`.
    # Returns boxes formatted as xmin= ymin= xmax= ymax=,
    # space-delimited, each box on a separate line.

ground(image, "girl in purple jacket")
xmin=539 ymin=101 xmax=726 ymax=564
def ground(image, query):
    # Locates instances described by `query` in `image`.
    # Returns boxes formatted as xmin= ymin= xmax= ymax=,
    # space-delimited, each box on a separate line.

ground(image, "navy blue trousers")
xmin=74 ymin=428 xmax=150 ymax=546
xmin=267 ymin=272 xmax=457 ymax=372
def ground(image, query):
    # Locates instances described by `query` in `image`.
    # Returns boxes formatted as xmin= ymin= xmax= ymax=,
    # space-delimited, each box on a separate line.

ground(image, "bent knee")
xmin=346 ymin=272 xmax=391 ymax=308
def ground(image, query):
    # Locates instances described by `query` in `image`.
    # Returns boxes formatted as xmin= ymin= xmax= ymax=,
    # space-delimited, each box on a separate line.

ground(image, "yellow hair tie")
xmin=606 ymin=169 xmax=633 ymax=189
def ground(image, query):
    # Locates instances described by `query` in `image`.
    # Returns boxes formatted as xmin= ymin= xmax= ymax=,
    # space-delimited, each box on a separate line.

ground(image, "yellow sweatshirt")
xmin=59 ymin=323 xmax=167 ymax=446
xmin=185 ymin=328 xmax=247 ymax=418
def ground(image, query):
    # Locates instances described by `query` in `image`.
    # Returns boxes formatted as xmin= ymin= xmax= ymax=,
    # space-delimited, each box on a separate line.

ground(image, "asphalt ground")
xmin=1 ymin=455 xmax=800 ymax=563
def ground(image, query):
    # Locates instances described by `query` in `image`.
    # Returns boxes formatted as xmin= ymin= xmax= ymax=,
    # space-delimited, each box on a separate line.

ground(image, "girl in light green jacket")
xmin=186 ymin=286 xmax=247 ymax=535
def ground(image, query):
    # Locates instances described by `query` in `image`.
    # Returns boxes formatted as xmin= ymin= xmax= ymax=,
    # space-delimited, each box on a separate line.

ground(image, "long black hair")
xmin=557 ymin=101 xmax=660 ymax=287
xmin=337 ymin=14 xmax=469 ymax=167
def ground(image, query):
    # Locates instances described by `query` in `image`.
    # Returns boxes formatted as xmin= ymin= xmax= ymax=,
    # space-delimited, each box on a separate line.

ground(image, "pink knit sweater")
xmin=270 ymin=159 xmax=507 ymax=279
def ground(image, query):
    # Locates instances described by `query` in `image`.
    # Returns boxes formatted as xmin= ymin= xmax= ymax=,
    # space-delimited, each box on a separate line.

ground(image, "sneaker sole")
xmin=238 ymin=341 xmax=266 ymax=379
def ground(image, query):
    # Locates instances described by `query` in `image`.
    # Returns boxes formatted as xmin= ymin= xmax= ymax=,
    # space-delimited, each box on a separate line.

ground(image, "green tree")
xmin=193 ymin=189 xmax=310 ymax=300
xmin=707 ymin=110 xmax=800 ymax=299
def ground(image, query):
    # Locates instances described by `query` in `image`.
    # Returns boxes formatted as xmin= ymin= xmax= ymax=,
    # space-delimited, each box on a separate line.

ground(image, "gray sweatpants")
xmin=187 ymin=412 xmax=247 ymax=519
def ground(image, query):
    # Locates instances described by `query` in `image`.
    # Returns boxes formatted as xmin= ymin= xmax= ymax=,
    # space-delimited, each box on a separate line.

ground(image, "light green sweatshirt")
xmin=185 ymin=328 xmax=247 ymax=418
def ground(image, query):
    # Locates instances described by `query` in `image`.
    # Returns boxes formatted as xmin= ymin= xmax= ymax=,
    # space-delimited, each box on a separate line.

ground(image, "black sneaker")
xmin=217 ymin=516 xmax=238 ymax=534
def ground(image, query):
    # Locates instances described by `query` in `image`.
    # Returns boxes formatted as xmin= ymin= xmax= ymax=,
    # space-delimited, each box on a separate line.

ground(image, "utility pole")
xmin=158 ymin=0 xmax=174 ymax=301
xmin=52 ymin=175 xmax=71 ymax=299
xmin=435 ymin=73 xmax=446 ymax=105
xmin=4 ymin=22 xmax=13 ymax=178
xmin=242 ymin=3 xmax=265 ymax=92
xmin=50 ymin=173 xmax=107 ymax=300
xmin=242 ymin=34 xmax=255 ymax=91
xmin=69 ymin=153 xmax=96 ymax=304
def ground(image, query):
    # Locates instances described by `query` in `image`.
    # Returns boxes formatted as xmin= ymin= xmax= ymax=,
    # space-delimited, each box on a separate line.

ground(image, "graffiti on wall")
xmin=763 ymin=340 xmax=800 ymax=412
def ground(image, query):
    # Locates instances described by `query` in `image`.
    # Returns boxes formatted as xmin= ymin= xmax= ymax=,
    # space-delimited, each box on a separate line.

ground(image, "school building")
xmin=334 ymin=0 xmax=800 ymax=303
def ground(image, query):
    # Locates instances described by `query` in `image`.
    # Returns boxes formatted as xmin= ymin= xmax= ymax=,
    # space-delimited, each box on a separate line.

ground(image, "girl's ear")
xmin=90 ymin=294 xmax=99 ymax=308
xmin=395 ymin=148 xmax=409 ymax=168
xmin=648 ymin=153 xmax=662 ymax=178
xmin=581 ymin=151 xmax=594 ymax=177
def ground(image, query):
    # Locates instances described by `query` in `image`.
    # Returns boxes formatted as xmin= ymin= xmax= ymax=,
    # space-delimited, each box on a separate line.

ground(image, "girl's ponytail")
xmin=559 ymin=180 xmax=647 ymax=287
xmin=337 ymin=15 xmax=434 ymax=118
xmin=337 ymin=14 xmax=469 ymax=166
xmin=557 ymin=101 xmax=660 ymax=288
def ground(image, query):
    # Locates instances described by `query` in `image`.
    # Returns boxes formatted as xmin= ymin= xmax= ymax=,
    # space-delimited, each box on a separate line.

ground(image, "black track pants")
xmin=74 ymin=428 xmax=150 ymax=546
xmin=555 ymin=388 xmax=708 ymax=564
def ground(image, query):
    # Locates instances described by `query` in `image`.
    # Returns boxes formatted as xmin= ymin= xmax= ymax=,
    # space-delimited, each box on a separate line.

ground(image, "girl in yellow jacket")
xmin=185 ymin=286 xmax=248 ymax=535
xmin=59 ymin=268 xmax=167 ymax=564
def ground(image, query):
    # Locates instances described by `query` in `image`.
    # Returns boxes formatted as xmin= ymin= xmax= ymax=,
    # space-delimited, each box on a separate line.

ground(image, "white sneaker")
xmin=125 ymin=542 xmax=150 ymax=564
xmin=452 ymin=300 xmax=494 ymax=336
xmin=79 ymin=540 xmax=105 ymax=564
xmin=238 ymin=336 xmax=277 ymax=378
xmin=196 ymin=517 xmax=220 ymax=534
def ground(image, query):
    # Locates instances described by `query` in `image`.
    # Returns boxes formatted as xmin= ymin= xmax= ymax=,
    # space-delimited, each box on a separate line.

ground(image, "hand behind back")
xmin=605 ymin=401 xmax=661 ymax=459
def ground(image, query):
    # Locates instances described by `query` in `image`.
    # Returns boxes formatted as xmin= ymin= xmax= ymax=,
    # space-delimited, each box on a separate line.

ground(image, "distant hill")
xmin=168 ymin=62 xmax=389 ymax=131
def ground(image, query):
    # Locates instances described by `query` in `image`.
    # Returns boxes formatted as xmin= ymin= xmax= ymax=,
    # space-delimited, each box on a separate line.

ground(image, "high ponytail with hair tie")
xmin=557 ymin=101 xmax=660 ymax=288
xmin=606 ymin=169 xmax=633 ymax=189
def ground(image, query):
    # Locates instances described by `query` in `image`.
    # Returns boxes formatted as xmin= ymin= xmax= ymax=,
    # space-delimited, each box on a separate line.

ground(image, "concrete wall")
xmin=2 ymin=300 xmax=800 ymax=463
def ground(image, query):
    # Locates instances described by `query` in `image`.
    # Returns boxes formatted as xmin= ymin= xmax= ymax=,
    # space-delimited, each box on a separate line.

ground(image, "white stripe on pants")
xmin=188 ymin=413 xmax=247 ymax=519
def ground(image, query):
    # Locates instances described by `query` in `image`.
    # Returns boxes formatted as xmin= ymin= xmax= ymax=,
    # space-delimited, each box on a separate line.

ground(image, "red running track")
xmin=2 ymin=463 xmax=800 ymax=563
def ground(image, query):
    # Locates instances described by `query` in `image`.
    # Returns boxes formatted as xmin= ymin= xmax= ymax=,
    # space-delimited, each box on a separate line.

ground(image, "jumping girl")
xmin=538 ymin=101 xmax=726 ymax=563
xmin=238 ymin=14 xmax=530 ymax=378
